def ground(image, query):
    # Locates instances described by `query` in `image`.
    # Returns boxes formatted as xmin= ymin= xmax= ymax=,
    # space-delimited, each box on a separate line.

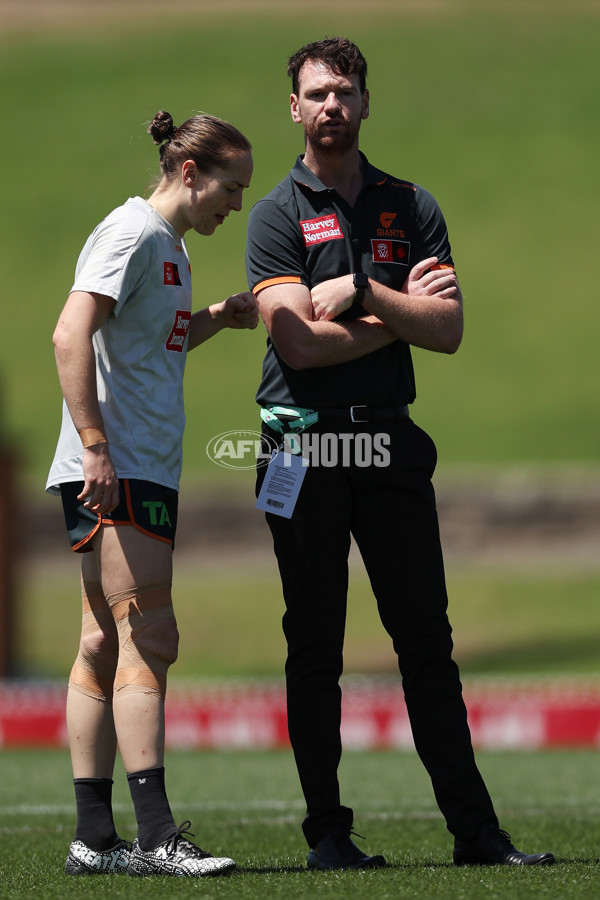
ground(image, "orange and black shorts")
xmin=59 ymin=479 xmax=179 ymax=553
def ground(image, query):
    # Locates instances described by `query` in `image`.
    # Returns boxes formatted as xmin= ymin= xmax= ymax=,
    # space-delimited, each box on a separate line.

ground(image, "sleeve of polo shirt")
xmin=412 ymin=187 xmax=455 ymax=269
xmin=72 ymin=213 xmax=153 ymax=318
xmin=245 ymin=198 xmax=309 ymax=295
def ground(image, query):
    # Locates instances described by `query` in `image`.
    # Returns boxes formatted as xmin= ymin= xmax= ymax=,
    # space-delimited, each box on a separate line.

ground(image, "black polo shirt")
xmin=245 ymin=153 xmax=455 ymax=409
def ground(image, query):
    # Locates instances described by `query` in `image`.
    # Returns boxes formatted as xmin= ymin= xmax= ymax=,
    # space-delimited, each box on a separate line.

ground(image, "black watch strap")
xmin=353 ymin=271 xmax=369 ymax=305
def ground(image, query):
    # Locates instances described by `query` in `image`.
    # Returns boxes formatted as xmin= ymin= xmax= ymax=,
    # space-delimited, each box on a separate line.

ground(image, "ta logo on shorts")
xmin=206 ymin=430 xmax=279 ymax=470
xmin=143 ymin=501 xmax=172 ymax=526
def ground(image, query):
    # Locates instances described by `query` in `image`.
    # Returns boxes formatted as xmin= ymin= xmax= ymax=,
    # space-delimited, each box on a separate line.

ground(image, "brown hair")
xmin=147 ymin=110 xmax=251 ymax=181
xmin=287 ymin=37 xmax=368 ymax=95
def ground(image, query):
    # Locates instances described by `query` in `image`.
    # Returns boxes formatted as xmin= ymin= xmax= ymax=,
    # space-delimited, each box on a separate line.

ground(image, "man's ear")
xmin=290 ymin=93 xmax=302 ymax=124
xmin=361 ymin=89 xmax=370 ymax=121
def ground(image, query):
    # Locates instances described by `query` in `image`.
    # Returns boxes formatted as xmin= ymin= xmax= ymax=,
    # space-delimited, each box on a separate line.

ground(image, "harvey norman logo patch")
xmin=166 ymin=310 xmax=191 ymax=352
xmin=299 ymin=214 xmax=344 ymax=247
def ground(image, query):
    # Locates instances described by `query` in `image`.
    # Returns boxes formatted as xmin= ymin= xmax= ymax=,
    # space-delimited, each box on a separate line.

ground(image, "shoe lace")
xmin=331 ymin=829 xmax=365 ymax=851
xmin=485 ymin=827 xmax=514 ymax=851
xmin=165 ymin=820 xmax=195 ymax=855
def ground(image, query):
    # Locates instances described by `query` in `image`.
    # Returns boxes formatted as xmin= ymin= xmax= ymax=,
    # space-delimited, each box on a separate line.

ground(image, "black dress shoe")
xmin=307 ymin=830 xmax=386 ymax=870
xmin=453 ymin=824 xmax=555 ymax=866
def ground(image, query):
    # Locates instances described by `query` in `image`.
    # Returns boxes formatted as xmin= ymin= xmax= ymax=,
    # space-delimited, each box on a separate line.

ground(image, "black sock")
xmin=73 ymin=778 xmax=119 ymax=850
xmin=127 ymin=766 xmax=176 ymax=851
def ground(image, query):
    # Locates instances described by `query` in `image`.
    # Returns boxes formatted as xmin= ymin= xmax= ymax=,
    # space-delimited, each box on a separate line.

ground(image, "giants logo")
xmin=165 ymin=310 xmax=191 ymax=352
xmin=299 ymin=214 xmax=344 ymax=247
xmin=372 ymin=239 xmax=411 ymax=266
xmin=377 ymin=212 xmax=405 ymax=238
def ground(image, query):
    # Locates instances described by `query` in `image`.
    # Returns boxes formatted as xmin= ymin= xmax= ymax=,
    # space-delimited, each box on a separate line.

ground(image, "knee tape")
xmin=69 ymin=576 xmax=118 ymax=702
xmin=107 ymin=582 xmax=178 ymax=701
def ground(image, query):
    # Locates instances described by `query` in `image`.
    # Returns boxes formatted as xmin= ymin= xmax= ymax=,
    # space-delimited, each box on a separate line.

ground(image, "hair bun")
xmin=147 ymin=110 xmax=176 ymax=145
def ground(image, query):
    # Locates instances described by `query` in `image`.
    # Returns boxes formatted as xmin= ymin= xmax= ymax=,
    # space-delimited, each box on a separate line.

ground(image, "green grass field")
xmin=1 ymin=747 xmax=600 ymax=899
xmin=2 ymin=0 xmax=600 ymax=686
xmin=1 ymin=0 xmax=599 ymax=489
xmin=2 ymin=8 xmax=600 ymax=895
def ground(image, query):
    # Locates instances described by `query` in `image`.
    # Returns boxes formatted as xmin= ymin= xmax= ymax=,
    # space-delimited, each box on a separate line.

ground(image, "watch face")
xmin=354 ymin=272 xmax=369 ymax=289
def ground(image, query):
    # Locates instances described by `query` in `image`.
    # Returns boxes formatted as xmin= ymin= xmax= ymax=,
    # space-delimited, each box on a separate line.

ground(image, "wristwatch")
xmin=353 ymin=271 xmax=369 ymax=305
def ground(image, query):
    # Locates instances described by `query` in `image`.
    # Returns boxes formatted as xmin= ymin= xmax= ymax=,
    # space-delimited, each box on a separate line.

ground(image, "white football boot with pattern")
xmin=127 ymin=821 xmax=236 ymax=877
xmin=65 ymin=838 xmax=132 ymax=874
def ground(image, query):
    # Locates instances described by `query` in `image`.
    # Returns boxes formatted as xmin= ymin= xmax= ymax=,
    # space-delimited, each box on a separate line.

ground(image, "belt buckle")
xmin=350 ymin=405 xmax=368 ymax=423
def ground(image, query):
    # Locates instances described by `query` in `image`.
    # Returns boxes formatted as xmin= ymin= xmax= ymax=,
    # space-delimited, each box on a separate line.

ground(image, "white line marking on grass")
xmin=3 ymin=798 xmax=582 ymax=821
xmin=0 ymin=803 xmax=75 ymax=816
xmin=0 ymin=799 xmax=305 ymax=817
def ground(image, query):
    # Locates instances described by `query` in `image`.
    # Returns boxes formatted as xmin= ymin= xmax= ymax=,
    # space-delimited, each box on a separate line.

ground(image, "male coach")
xmin=245 ymin=37 xmax=554 ymax=871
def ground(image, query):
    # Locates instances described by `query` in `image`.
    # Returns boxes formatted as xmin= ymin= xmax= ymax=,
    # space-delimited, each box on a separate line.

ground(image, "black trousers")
xmin=257 ymin=416 xmax=498 ymax=848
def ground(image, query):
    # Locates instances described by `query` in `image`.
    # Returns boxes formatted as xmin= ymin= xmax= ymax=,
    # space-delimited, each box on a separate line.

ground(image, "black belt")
xmin=317 ymin=405 xmax=409 ymax=423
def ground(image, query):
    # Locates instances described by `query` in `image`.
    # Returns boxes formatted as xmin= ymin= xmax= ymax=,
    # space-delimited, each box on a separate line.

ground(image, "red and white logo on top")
xmin=299 ymin=214 xmax=344 ymax=247
xmin=164 ymin=261 xmax=182 ymax=285
xmin=165 ymin=310 xmax=191 ymax=352
xmin=371 ymin=239 xmax=411 ymax=266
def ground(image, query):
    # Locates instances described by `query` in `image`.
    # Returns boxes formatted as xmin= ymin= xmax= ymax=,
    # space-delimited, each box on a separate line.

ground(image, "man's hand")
xmin=402 ymin=257 xmax=460 ymax=300
xmin=311 ymin=274 xmax=355 ymax=321
xmin=77 ymin=443 xmax=119 ymax=514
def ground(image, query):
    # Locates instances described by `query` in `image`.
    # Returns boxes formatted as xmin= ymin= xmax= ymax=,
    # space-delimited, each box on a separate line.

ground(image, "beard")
xmin=304 ymin=115 xmax=361 ymax=155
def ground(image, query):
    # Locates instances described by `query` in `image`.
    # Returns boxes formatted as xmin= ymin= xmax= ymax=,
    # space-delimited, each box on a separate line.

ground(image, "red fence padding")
xmin=2 ymin=679 xmax=600 ymax=749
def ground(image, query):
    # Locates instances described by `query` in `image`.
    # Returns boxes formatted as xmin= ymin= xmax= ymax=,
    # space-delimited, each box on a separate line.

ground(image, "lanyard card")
xmin=256 ymin=450 xmax=306 ymax=519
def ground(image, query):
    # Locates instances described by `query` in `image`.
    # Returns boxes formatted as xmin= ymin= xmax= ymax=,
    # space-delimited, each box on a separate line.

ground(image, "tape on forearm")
xmin=79 ymin=427 xmax=108 ymax=448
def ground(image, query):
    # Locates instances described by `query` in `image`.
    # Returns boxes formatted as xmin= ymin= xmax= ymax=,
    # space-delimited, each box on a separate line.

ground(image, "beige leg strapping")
xmin=107 ymin=582 xmax=179 ymax=702
xmin=69 ymin=574 xmax=118 ymax=702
